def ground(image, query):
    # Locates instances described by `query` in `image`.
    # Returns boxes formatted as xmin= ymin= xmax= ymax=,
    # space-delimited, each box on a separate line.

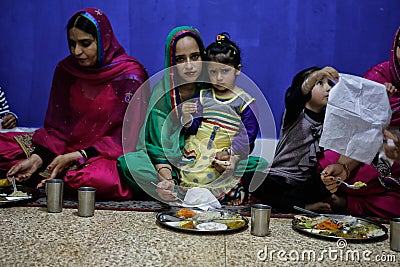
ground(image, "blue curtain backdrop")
xmin=0 ymin=0 xmax=399 ymax=138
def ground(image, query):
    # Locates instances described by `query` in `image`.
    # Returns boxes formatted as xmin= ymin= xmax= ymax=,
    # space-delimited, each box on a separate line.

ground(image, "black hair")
xmin=205 ymin=32 xmax=241 ymax=68
xmin=172 ymin=31 xmax=206 ymax=65
xmin=67 ymin=14 xmax=98 ymax=41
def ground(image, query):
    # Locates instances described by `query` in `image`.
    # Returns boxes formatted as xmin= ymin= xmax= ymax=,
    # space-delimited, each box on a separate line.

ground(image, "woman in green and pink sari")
xmin=117 ymin=26 xmax=207 ymax=201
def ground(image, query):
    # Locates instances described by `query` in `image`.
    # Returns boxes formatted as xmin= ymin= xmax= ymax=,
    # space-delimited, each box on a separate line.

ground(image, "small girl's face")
xmin=207 ymin=62 xmax=240 ymax=91
xmin=174 ymin=36 xmax=202 ymax=84
xmin=68 ymin=27 xmax=98 ymax=67
xmin=307 ymin=77 xmax=334 ymax=112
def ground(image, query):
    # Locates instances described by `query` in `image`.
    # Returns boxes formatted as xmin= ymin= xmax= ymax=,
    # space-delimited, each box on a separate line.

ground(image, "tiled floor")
xmin=1 ymin=207 xmax=399 ymax=266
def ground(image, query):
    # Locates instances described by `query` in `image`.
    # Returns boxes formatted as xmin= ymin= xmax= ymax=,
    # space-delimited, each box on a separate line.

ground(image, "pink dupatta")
xmin=32 ymin=8 xmax=149 ymax=159
xmin=363 ymin=27 xmax=400 ymax=126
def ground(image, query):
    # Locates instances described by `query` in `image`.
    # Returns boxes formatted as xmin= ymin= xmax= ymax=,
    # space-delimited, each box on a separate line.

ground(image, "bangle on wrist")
xmin=157 ymin=166 xmax=172 ymax=174
xmin=77 ymin=149 xmax=88 ymax=159
xmin=157 ymin=166 xmax=178 ymax=184
xmin=337 ymin=162 xmax=350 ymax=178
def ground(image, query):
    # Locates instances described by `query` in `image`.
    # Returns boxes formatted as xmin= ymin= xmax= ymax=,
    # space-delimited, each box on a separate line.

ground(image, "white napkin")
xmin=182 ymin=187 xmax=221 ymax=210
xmin=319 ymin=73 xmax=391 ymax=164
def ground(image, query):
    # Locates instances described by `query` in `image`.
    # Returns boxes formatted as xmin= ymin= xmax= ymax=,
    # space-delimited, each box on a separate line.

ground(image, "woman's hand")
xmin=155 ymin=180 xmax=177 ymax=201
xmin=321 ymin=155 xmax=359 ymax=193
xmin=37 ymin=151 xmax=81 ymax=187
xmin=384 ymin=83 xmax=397 ymax=98
xmin=320 ymin=163 xmax=348 ymax=193
xmin=155 ymin=164 xmax=175 ymax=183
xmin=48 ymin=151 xmax=81 ymax=178
xmin=383 ymin=129 xmax=400 ymax=161
xmin=1 ymin=114 xmax=17 ymax=129
xmin=7 ymin=154 xmax=43 ymax=182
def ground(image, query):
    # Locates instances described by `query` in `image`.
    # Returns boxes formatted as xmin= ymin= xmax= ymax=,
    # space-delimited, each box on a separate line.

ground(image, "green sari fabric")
xmin=117 ymin=26 xmax=205 ymax=197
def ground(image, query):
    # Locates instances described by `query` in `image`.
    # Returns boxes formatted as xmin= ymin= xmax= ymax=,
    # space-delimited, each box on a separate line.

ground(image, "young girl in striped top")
xmin=179 ymin=32 xmax=265 ymax=205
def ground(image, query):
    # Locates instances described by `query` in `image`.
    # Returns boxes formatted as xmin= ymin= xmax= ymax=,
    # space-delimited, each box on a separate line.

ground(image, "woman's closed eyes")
xmin=68 ymin=38 xmax=95 ymax=49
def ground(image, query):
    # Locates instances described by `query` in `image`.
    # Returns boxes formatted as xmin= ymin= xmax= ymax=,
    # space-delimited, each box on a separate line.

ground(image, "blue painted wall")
xmin=0 ymin=0 xmax=399 ymax=138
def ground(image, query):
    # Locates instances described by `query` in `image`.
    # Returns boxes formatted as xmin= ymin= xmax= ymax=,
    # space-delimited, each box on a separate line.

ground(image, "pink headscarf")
xmin=364 ymin=27 xmax=400 ymax=126
xmin=389 ymin=27 xmax=400 ymax=88
xmin=33 ymin=8 xmax=149 ymax=158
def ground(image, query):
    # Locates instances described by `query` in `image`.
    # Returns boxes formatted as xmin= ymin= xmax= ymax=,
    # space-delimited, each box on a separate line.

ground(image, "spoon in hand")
xmin=11 ymin=176 xmax=17 ymax=194
xmin=331 ymin=177 xmax=366 ymax=189
xmin=151 ymin=181 xmax=184 ymax=203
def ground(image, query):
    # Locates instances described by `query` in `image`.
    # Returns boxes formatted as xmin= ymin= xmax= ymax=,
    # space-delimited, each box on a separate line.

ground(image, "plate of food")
xmin=292 ymin=214 xmax=388 ymax=242
xmin=0 ymin=184 xmax=38 ymax=206
xmin=156 ymin=207 xmax=248 ymax=234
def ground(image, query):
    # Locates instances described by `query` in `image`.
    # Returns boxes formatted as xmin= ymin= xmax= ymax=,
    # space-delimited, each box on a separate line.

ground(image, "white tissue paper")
xmin=182 ymin=187 xmax=221 ymax=210
xmin=319 ymin=73 xmax=391 ymax=164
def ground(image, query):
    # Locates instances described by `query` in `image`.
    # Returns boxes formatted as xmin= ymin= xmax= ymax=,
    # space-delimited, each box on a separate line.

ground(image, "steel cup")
xmin=251 ymin=204 xmax=271 ymax=237
xmin=45 ymin=179 xmax=64 ymax=213
xmin=390 ymin=218 xmax=400 ymax=252
xmin=78 ymin=187 xmax=96 ymax=217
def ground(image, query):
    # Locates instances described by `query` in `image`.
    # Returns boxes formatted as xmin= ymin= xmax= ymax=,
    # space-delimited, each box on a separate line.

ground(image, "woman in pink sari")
xmin=318 ymin=27 xmax=400 ymax=218
xmin=0 ymin=8 xmax=149 ymax=200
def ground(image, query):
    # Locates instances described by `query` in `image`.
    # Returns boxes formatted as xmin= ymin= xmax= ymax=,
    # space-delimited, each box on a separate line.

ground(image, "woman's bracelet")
xmin=77 ymin=149 xmax=88 ymax=159
xmin=157 ymin=166 xmax=172 ymax=174
xmin=337 ymin=162 xmax=350 ymax=178
xmin=156 ymin=166 xmax=178 ymax=184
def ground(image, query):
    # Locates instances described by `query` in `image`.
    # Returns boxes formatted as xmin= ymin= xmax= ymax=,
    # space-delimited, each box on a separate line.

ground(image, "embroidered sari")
xmin=0 ymin=8 xmax=149 ymax=200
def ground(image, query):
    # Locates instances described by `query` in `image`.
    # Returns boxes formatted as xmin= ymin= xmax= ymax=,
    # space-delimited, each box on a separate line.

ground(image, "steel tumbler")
xmin=45 ymin=179 xmax=64 ymax=213
xmin=78 ymin=187 xmax=96 ymax=217
xmin=251 ymin=204 xmax=271 ymax=236
xmin=390 ymin=218 xmax=400 ymax=252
